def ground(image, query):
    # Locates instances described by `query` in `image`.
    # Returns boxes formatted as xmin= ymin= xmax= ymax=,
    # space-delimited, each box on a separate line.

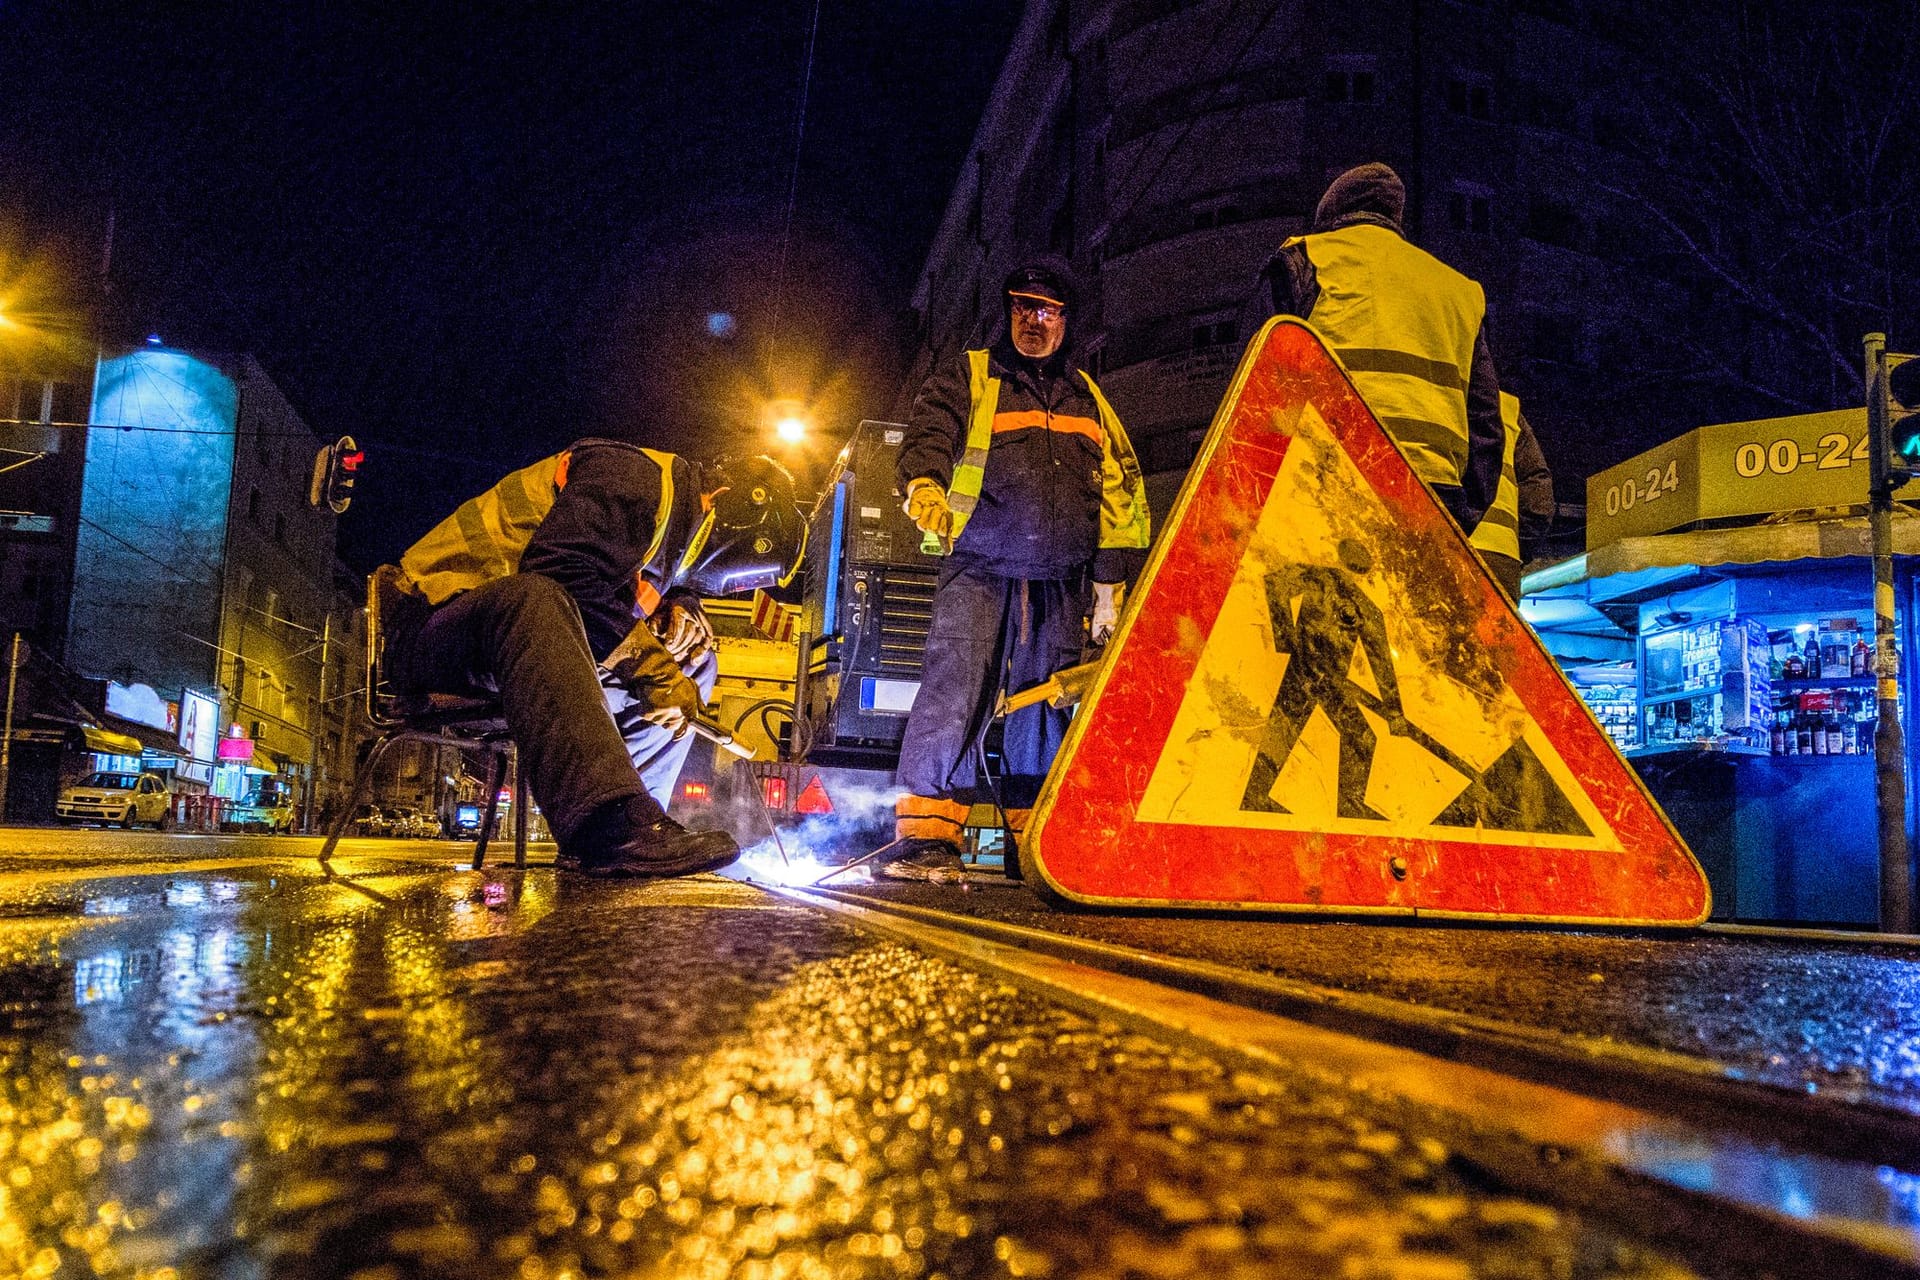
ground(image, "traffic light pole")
xmin=1865 ymin=332 xmax=1915 ymax=934
xmin=0 ymin=634 xmax=21 ymax=824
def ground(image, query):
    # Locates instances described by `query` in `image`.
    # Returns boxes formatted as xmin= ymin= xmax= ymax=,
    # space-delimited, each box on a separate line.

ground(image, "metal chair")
xmin=317 ymin=565 xmax=527 ymax=870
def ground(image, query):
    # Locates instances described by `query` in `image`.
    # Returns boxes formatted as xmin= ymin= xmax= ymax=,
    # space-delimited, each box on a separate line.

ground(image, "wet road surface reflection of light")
xmin=0 ymin=865 xmax=1697 ymax=1278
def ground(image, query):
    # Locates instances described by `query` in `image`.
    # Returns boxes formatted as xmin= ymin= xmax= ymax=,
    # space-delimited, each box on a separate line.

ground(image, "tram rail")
xmin=772 ymin=881 xmax=1920 ymax=1280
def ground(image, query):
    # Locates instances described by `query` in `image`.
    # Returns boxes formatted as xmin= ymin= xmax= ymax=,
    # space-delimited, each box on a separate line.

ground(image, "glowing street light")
xmin=775 ymin=414 xmax=808 ymax=443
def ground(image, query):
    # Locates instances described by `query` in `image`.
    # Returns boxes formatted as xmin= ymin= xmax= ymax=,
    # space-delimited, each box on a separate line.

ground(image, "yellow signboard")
xmin=1586 ymin=407 xmax=1920 ymax=549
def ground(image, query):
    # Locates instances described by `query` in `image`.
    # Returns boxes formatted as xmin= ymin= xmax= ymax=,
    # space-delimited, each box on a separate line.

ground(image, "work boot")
xmin=879 ymin=838 xmax=968 ymax=885
xmin=557 ymin=797 xmax=740 ymax=879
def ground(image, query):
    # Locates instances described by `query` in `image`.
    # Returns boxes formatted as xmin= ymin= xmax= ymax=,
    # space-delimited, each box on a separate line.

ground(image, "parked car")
xmin=392 ymin=810 xmax=444 ymax=839
xmin=354 ymin=804 xmax=393 ymax=837
xmin=55 ymin=771 xmax=173 ymax=829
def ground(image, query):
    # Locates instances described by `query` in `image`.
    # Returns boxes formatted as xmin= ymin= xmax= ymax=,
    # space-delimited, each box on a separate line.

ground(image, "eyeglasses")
xmin=1011 ymin=299 xmax=1064 ymax=322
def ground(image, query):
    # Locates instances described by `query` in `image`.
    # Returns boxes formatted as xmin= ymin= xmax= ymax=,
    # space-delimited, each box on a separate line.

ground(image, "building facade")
xmin=899 ymin=0 xmax=1716 ymax=521
xmin=33 ymin=343 xmax=368 ymax=823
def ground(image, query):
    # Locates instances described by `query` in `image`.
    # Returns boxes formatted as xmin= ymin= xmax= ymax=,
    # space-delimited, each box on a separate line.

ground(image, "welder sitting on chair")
xmin=390 ymin=445 xmax=806 ymax=878
xmin=888 ymin=257 xmax=1151 ymax=883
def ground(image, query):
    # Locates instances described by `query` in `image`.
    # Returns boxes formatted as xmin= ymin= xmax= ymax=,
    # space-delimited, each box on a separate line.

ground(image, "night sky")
xmin=1 ymin=2 xmax=1023 ymax=569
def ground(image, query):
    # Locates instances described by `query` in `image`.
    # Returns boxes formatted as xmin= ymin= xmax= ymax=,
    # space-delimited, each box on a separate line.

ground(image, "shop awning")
xmin=98 ymin=713 xmax=187 ymax=761
xmin=218 ymin=746 xmax=280 ymax=774
xmin=80 ymin=724 xmax=146 ymax=756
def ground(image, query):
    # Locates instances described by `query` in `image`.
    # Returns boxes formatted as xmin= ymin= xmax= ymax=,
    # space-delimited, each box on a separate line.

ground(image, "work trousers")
xmin=602 ymin=651 xmax=718 ymax=806
xmin=391 ymin=573 xmax=707 ymax=845
xmin=897 ymin=564 xmax=1088 ymax=836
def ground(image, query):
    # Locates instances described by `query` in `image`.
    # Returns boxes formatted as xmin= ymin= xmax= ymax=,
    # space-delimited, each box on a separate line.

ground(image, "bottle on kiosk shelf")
xmin=1803 ymin=631 xmax=1823 ymax=678
xmin=1853 ymin=634 xmax=1871 ymax=677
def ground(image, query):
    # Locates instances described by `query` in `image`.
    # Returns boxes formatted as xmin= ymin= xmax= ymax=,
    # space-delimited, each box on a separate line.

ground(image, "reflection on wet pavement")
xmin=0 ymin=859 xmax=1693 ymax=1278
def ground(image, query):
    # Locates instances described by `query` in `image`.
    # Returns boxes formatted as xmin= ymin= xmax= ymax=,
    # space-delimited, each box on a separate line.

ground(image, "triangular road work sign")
xmin=1024 ymin=318 xmax=1709 ymax=924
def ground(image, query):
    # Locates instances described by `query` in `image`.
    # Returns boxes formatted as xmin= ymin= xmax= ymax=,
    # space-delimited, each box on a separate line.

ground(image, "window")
xmin=255 ymin=426 xmax=271 ymax=464
xmin=1325 ymin=69 xmax=1376 ymax=103
xmin=264 ymin=588 xmax=282 ymax=632
xmin=1447 ymin=188 xmax=1493 ymax=233
xmin=274 ymin=513 xmax=287 ymax=545
xmin=1191 ymin=317 xmax=1238 ymax=351
xmin=1524 ymin=198 xmax=1585 ymax=249
xmin=1521 ymin=84 xmax=1577 ymax=132
xmin=1325 ymin=56 xmax=1378 ymax=104
xmin=248 ymin=488 xmax=261 ymax=522
xmin=1446 ymin=77 xmax=1493 ymax=121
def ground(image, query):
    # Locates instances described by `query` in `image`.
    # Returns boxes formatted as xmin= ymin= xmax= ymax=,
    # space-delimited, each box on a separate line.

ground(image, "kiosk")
xmin=1523 ymin=406 xmax=1918 ymax=925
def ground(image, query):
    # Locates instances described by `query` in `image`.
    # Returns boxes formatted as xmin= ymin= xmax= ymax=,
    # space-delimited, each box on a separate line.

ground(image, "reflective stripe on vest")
xmin=1295 ymin=223 xmax=1485 ymax=489
xmin=926 ymin=350 xmax=1152 ymax=556
xmin=401 ymin=447 xmax=678 ymax=605
xmin=1469 ymin=391 xmax=1523 ymax=561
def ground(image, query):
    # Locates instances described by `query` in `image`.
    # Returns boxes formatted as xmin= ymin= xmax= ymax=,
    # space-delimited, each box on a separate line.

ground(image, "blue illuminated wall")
xmin=67 ymin=349 xmax=238 ymax=696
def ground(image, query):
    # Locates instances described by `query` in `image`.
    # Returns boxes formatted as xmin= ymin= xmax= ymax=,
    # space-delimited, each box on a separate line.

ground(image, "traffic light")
xmin=308 ymin=436 xmax=364 ymax=514
xmin=1892 ymin=354 xmax=1920 ymax=476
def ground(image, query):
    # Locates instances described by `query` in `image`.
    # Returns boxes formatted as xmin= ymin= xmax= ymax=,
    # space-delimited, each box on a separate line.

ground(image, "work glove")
xmin=903 ymin=478 xmax=953 ymax=540
xmin=653 ymin=599 xmax=715 ymax=667
xmin=602 ymin=620 xmax=704 ymax=740
xmin=1090 ymin=581 xmax=1125 ymax=645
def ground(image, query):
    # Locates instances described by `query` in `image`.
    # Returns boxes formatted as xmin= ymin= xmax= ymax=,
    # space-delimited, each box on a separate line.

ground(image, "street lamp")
xmin=766 ymin=398 xmax=810 ymax=446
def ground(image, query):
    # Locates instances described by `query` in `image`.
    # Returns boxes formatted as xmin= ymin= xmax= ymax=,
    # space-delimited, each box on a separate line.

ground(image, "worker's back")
xmin=1299 ymin=222 xmax=1486 ymax=491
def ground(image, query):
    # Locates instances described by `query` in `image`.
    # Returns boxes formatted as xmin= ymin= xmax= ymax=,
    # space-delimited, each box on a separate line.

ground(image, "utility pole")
xmin=1865 ymin=333 xmax=1914 ymax=934
xmin=0 ymin=633 xmax=21 ymax=824
xmin=302 ymin=612 xmax=330 ymax=835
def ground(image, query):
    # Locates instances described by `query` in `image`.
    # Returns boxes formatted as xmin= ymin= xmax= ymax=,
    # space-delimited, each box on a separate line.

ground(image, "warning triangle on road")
xmin=1024 ymin=318 xmax=1709 ymax=925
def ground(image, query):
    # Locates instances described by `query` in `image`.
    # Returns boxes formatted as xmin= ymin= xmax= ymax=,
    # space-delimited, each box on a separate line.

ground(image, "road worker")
xmin=1249 ymin=162 xmax=1505 ymax=533
xmin=390 ymin=445 xmax=806 ymax=877
xmin=1470 ymin=391 xmax=1555 ymax=600
xmin=888 ymin=256 xmax=1150 ymax=882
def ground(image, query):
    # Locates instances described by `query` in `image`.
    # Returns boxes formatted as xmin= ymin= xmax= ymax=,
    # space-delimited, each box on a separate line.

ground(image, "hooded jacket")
xmin=399 ymin=439 xmax=707 ymax=661
xmin=1248 ymin=164 xmax=1504 ymax=530
xmin=898 ymin=260 xmax=1148 ymax=582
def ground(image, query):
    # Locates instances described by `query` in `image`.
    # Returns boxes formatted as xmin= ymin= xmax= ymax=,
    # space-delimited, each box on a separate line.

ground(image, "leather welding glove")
xmin=1090 ymin=581 xmax=1125 ymax=645
xmin=903 ymin=478 xmax=953 ymax=539
xmin=602 ymin=619 xmax=702 ymax=740
xmin=654 ymin=597 xmax=715 ymax=667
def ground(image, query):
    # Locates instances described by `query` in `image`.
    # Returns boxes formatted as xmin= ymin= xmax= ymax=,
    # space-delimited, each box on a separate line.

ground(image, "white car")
xmin=56 ymin=771 xmax=173 ymax=829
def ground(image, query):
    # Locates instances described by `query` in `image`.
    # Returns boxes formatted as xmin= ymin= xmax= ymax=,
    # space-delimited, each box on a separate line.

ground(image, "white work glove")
xmin=653 ymin=600 xmax=715 ymax=666
xmin=1090 ymin=581 xmax=1124 ymax=645
xmin=903 ymin=478 xmax=953 ymax=539
xmin=603 ymin=620 xmax=703 ymax=741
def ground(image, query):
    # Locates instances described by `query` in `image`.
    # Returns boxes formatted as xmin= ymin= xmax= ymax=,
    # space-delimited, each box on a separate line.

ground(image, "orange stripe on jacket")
xmin=990 ymin=410 xmax=1103 ymax=445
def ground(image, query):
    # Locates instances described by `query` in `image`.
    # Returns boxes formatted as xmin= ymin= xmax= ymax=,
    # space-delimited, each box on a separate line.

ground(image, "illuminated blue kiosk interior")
xmin=1524 ymin=516 xmax=1920 ymax=925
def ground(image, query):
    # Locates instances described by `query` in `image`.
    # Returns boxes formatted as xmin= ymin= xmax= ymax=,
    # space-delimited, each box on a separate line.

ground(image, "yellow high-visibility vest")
xmin=1470 ymin=391 xmax=1523 ymax=561
xmin=401 ymin=446 xmax=678 ymax=605
xmin=1293 ymin=223 xmax=1486 ymax=489
xmin=929 ymin=348 xmax=1151 ymax=556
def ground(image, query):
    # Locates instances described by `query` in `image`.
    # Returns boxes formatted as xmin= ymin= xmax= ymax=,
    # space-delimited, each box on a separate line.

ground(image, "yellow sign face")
xmin=1135 ymin=399 xmax=1621 ymax=851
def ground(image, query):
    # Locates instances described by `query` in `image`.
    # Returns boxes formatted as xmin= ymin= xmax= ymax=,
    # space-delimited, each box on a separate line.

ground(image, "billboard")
xmin=179 ymin=690 xmax=219 ymax=763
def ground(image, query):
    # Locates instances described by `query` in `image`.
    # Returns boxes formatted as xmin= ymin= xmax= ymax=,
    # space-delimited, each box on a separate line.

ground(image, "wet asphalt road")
xmin=0 ymin=829 xmax=1702 ymax=1278
xmin=841 ymin=877 xmax=1920 ymax=1114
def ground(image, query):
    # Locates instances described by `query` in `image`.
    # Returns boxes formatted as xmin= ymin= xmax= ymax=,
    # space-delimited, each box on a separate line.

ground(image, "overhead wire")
xmin=767 ymin=0 xmax=825 ymax=339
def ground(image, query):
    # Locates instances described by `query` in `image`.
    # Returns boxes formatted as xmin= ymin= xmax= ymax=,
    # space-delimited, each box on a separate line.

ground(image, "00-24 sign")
xmin=1732 ymin=431 xmax=1867 ymax=480
xmin=1602 ymin=459 xmax=1681 ymax=517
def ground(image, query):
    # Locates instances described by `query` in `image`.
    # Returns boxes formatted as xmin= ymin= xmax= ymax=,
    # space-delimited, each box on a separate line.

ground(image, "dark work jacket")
xmin=898 ymin=339 xmax=1132 ymax=582
xmin=516 ymin=441 xmax=706 ymax=661
xmin=1245 ymin=212 xmax=1505 ymax=530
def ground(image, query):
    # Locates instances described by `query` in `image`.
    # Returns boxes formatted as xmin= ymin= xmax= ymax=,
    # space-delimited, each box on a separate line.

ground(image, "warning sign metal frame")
xmin=1023 ymin=318 xmax=1710 ymax=926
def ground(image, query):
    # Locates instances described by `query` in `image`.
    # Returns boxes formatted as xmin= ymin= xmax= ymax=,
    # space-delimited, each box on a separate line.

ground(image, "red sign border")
xmin=1024 ymin=319 xmax=1710 ymax=926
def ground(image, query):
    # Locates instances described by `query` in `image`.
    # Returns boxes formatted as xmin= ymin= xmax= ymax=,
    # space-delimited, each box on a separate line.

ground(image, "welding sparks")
xmin=725 ymin=837 xmax=873 ymax=888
